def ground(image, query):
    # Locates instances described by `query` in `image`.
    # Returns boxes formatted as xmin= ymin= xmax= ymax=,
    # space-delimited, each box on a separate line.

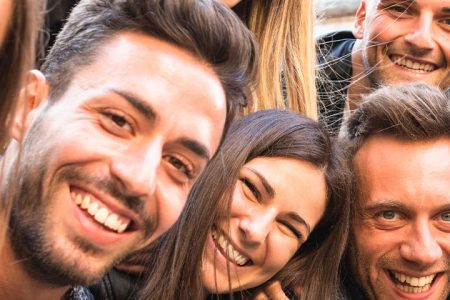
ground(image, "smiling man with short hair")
xmin=340 ymin=83 xmax=450 ymax=300
xmin=318 ymin=0 xmax=450 ymax=134
xmin=0 ymin=0 xmax=257 ymax=299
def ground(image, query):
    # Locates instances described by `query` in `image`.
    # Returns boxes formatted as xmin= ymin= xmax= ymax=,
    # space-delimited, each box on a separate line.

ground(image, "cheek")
xmin=264 ymin=235 xmax=298 ymax=274
xmin=150 ymin=177 xmax=188 ymax=239
xmin=366 ymin=15 xmax=404 ymax=44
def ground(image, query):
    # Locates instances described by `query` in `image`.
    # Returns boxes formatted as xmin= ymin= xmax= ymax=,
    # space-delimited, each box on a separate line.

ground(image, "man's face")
xmin=8 ymin=32 xmax=226 ymax=286
xmin=350 ymin=135 xmax=450 ymax=300
xmin=355 ymin=0 xmax=450 ymax=89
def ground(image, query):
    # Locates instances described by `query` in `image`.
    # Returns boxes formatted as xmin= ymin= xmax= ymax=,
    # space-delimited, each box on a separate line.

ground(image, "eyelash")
xmin=99 ymin=109 xmax=134 ymax=135
xmin=279 ymin=220 xmax=302 ymax=240
xmin=164 ymin=155 xmax=195 ymax=180
xmin=240 ymin=177 xmax=261 ymax=200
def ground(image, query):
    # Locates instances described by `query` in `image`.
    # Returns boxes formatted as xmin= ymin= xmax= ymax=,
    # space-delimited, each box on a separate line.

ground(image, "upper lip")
xmin=70 ymin=183 xmax=142 ymax=230
xmin=214 ymin=225 xmax=254 ymax=265
xmin=388 ymin=269 xmax=443 ymax=279
xmin=389 ymin=54 xmax=441 ymax=68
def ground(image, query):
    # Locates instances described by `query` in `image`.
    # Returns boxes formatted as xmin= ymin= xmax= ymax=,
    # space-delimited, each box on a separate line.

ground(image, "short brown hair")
xmin=41 ymin=0 xmax=257 ymax=130
xmin=341 ymin=83 xmax=450 ymax=219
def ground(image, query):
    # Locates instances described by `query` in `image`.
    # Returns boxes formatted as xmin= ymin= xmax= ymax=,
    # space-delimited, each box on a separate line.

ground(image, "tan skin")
xmin=352 ymin=135 xmax=450 ymax=300
xmin=0 ymin=32 xmax=226 ymax=300
xmin=0 ymin=0 xmax=12 ymax=47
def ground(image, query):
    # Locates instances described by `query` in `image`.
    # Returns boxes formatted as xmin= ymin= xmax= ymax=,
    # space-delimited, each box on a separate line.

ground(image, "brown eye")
xmin=99 ymin=109 xmax=134 ymax=136
xmin=163 ymin=155 xmax=195 ymax=182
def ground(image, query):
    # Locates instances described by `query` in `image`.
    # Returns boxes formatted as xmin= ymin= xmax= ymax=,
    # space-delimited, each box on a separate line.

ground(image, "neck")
xmin=348 ymin=39 xmax=372 ymax=111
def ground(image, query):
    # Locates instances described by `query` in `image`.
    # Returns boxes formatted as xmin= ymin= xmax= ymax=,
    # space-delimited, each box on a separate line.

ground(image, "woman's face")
xmin=0 ymin=0 xmax=13 ymax=47
xmin=221 ymin=0 xmax=242 ymax=8
xmin=202 ymin=156 xmax=327 ymax=292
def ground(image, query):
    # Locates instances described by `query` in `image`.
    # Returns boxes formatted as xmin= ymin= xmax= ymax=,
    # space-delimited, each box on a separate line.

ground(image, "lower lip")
xmin=386 ymin=271 xmax=438 ymax=300
xmin=70 ymin=195 xmax=134 ymax=247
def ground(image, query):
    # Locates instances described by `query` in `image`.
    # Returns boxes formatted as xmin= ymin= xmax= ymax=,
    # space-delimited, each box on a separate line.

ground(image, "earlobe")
xmin=10 ymin=70 xmax=49 ymax=141
xmin=353 ymin=0 xmax=367 ymax=39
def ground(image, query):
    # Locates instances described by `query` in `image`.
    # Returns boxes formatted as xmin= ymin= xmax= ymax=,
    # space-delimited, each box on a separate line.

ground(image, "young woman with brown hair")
xmin=228 ymin=1 xmax=317 ymax=118
xmin=137 ymin=110 xmax=350 ymax=299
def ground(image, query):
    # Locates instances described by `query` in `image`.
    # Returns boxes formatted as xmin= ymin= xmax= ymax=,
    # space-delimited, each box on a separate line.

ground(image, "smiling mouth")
xmin=211 ymin=227 xmax=252 ymax=267
xmin=389 ymin=270 xmax=439 ymax=294
xmin=390 ymin=55 xmax=437 ymax=73
xmin=71 ymin=189 xmax=133 ymax=234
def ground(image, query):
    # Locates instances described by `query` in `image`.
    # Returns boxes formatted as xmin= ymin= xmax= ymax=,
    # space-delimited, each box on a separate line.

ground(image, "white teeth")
xmin=117 ymin=222 xmax=128 ymax=233
xmin=81 ymin=195 xmax=90 ymax=209
xmin=393 ymin=271 xmax=435 ymax=292
xmin=87 ymin=202 xmax=99 ymax=216
xmin=391 ymin=55 xmax=436 ymax=73
xmin=104 ymin=214 xmax=119 ymax=231
xmin=72 ymin=191 xmax=130 ymax=233
xmin=212 ymin=228 xmax=249 ymax=266
xmin=94 ymin=208 xmax=109 ymax=223
xmin=75 ymin=193 xmax=82 ymax=205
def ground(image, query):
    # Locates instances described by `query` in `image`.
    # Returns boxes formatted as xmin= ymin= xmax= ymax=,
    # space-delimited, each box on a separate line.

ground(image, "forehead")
xmin=244 ymin=157 xmax=327 ymax=227
xmin=372 ymin=0 xmax=450 ymax=11
xmin=59 ymin=31 xmax=227 ymax=152
xmin=355 ymin=135 xmax=450 ymax=209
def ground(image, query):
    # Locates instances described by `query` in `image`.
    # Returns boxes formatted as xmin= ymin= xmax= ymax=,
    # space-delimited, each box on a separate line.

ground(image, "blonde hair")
xmin=239 ymin=0 xmax=317 ymax=119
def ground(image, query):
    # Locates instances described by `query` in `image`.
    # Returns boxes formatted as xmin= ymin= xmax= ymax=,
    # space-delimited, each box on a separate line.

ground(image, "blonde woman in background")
xmin=226 ymin=0 xmax=317 ymax=118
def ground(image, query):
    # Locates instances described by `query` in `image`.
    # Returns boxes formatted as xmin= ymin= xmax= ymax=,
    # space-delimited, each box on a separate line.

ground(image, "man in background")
xmin=317 ymin=0 xmax=450 ymax=134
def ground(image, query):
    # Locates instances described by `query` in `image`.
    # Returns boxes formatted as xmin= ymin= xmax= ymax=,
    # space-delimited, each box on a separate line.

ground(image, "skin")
xmin=0 ymin=0 xmax=12 ymax=47
xmin=0 ymin=31 xmax=226 ymax=300
xmin=351 ymin=135 xmax=450 ymax=300
xmin=202 ymin=157 xmax=327 ymax=293
xmin=222 ymin=0 xmax=242 ymax=8
xmin=349 ymin=0 xmax=450 ymax=107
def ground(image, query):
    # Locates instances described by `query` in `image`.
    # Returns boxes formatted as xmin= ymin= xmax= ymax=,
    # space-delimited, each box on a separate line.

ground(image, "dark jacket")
xmin=317 ymin=30 xmax=355 ymax=135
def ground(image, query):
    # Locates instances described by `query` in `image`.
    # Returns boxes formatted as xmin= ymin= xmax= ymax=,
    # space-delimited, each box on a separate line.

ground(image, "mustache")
xmin=57 ymin=166 xmax=155 ymax=235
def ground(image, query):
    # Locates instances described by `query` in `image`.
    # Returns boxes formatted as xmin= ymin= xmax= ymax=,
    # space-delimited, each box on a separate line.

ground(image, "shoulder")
xmin=317 ymin=30 xmax=356 ymax=62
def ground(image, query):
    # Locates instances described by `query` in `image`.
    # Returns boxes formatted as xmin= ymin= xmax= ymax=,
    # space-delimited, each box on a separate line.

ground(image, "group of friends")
xmin=0 ymin=0 xmax=449 ymax=299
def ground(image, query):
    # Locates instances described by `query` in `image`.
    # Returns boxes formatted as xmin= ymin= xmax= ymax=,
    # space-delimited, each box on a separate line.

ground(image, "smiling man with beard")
xmin=0 ymin=0 xmax=257 ymax=299
xmin=317 ymin=0 xmax=450 ymax=134
xmin=340 ymin=83 xmax=450 ymax=300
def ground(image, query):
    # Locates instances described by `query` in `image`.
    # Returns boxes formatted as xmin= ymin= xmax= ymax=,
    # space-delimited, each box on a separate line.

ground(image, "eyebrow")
xmin=175 ymin=137 xmax=211 ymax=161
xmin=245 ymin=167 xmax=275 ymax=198
xmin=287 ymin=212 xmax=311 ymax=235
xmin=443 ymin=7 xmax=450 ymax=14
xmin=111 ymin=89 xmax=157 ymax=122
xmin=111 ymin=89 xmax=211 ymax=160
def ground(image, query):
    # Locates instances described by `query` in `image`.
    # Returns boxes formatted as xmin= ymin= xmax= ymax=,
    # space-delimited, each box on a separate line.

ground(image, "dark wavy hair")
xmin=136 ymin=109 xmax=351 ymax=299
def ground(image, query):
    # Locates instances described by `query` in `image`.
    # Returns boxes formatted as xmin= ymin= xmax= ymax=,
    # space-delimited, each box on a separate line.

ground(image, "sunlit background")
xmin=316 ymin=0 xmax=359 ymax=36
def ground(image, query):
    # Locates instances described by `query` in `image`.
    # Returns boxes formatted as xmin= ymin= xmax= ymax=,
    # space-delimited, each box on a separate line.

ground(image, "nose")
xmin=404 ymin=13 xmax=435 ymax=51
xmin=238 ymin=207 xmax=276 ymax=246
xmin=110 ymin=141 xmax=162 ymax=197
xmin=399 ymin=221 xmax=443 ymax=266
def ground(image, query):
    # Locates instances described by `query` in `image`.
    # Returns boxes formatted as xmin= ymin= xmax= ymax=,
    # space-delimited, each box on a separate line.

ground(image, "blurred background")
xmin=315 ymin=0 xmax=359 ymax=36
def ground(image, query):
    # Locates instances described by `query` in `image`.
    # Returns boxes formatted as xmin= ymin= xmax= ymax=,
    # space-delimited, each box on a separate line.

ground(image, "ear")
xmin=353 ymin=0 xmax=367 ymax=39
xmin=10 ymin=70 xmax=49 ymax=141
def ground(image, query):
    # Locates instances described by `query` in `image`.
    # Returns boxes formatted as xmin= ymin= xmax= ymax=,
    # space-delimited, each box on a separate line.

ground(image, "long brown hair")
xmin=137 ymin=110 xmax=350 ymax=299
xmin=0 ymin=0 xmax=45 ymax=149
xmin=232 ymin=0 xmax=317 ymax=118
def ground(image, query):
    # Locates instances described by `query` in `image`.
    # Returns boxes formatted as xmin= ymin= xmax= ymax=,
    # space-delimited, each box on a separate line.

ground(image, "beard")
xmin=6 ymin=117 xmax=155 ymax=287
